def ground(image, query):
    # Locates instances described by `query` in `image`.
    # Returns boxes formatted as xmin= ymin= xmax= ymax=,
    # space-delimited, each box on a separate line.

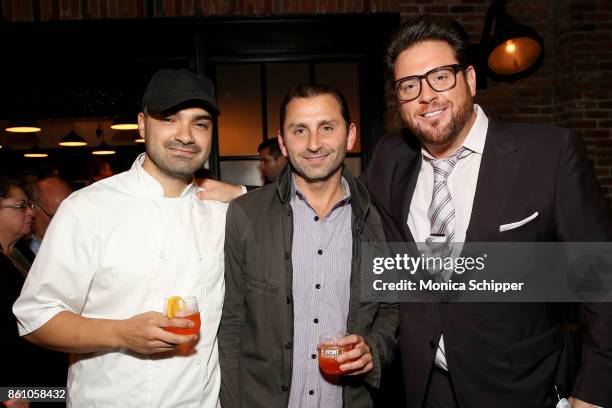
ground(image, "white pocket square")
xmin=499 ymin=212 xmax=539 ymax=232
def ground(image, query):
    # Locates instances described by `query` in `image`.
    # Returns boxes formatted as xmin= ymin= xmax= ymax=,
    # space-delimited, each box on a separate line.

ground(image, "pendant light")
xmin=59 ymin=129 xmax=88 ymax=147
xmin=481 ymin=0 xmax=544 ymax=82
xmin=92 ymin=125 xmax=115 ymax=155
xmin=111 ymin=113 xmax=138 ymax=130
xmin=5 ymin=120 xmax=42 ymax=133
xmin=24 ymin=141 xmax=48 ymax=158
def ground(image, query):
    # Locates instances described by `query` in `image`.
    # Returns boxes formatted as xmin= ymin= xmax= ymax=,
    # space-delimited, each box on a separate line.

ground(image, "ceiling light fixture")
xmin=480 ymin=0 xmax=544 ymax=83
xmin=111 ymin=114 xmax=138 ymax=130
xmin=59 ymin=129 xmax=88 ymax=147
xmin=5 ymin=120 xmax=42 ymax=133
xmin=92 ymin=126 xmax=116 ymax=155
xmin=24 ymin=144 xmax=48 ymax=158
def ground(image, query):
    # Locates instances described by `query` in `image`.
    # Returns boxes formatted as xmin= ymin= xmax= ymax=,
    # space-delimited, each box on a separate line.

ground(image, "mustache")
xmin=164 ymin=141 xmax=201 ymax=153
xmin=301 ymin=147 xmax=333 ymax=159
xmin=417 ymin=104 xmax=446 ymax=115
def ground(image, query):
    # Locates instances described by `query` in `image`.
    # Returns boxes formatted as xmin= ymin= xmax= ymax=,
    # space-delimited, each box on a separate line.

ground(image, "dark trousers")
xmin=422 ymin=367 xmax=460 ymax=408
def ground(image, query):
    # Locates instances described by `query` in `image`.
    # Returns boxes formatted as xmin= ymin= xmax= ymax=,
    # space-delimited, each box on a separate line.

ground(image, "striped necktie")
xmin=425 ymin=146 xmax=472 ymax=262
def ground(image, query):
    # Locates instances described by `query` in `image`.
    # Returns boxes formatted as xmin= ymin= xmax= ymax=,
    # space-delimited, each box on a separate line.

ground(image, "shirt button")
xmin=309 ymin=390 xmax=314 ymax=395
xmin=286 ymin=296 xmax=292 ymax=304
xmin=315 ymin=284 xmax=321 ymax=289
xmin=314 ymin=216 xmax=320 ymax=221
xmin=311 ymin=354 xmax=316 ymax=359
xmin=429 ymin=340 xmax=436 ymax=349
xmin=314 ymin=318 xmax=319 ymax=324
xmin=285 ymin=252 xmax=291 ymax=260
xmin=281 ymin=384 xmax=289 ymax=392
xmin=284 ymin=341 xmax=292 ymax=349
xmin=317 ymin=249 xmax=323 ymax=255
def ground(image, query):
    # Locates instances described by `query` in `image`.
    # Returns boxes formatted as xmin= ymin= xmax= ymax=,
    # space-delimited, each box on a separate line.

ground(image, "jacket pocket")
xmin=499 ymin=211 xmax=539 ymax=232
xmin=245 ymin=277 xmax=279 ymax=295
xmin=506 ymin=324 xmax=564 ymax=367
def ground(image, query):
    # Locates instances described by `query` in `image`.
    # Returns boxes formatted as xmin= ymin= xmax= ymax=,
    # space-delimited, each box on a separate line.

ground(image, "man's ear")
xmin=137 ymin=112 xmax=146 ymax=139
xmin=465 ymin=65 xmax=477 ymax=98
xmin=277 ymin=131 xmax=288 ymax=158
xmin=346 ymin=123 xmax=357 ymax=151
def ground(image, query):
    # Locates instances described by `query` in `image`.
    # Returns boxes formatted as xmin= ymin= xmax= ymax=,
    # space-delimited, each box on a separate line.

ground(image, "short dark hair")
xmin=386 ymin=15 xmax=472 ymax=76
xmin=279 ymin=83 xmax=350 ymax=133
xmin=0 ymin=177 xmax=24 ymax=200
xmin=258 ymin=138 xmax=282 ymax=158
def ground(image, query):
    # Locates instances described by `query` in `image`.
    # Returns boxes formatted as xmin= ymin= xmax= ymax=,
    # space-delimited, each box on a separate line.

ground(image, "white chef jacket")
xmin=13 ymin=154 xmax=227 ymax=408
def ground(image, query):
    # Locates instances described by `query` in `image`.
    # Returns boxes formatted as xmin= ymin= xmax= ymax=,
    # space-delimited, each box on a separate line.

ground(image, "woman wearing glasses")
xmin=1 ymin=177 xmax=67 ymax=406
xmin=0 ymin=177 xmax=34 ymax=275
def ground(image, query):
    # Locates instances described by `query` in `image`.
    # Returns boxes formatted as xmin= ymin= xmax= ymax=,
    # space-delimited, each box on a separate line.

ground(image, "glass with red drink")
xmin=317 ymin=332 xmax=354 ymax=375
xmin=163 ymin=296 xmax=201 ymax=335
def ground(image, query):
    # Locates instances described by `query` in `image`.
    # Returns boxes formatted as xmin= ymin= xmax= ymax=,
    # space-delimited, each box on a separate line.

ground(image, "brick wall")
xmin=552 ymin=0 xmax=612 ymax=201
xmin=0 ymin=0 xmax=399 ymax=19
xmin=1 ymin=0 xmax=611 ymax=203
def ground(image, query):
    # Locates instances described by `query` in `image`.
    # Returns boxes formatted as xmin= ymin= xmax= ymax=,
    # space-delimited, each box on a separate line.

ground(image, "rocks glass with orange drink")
xmin=163 ymin=296 xmax=201 ymax=335
xmin=317 ymin=332 xmax=354 ymax=375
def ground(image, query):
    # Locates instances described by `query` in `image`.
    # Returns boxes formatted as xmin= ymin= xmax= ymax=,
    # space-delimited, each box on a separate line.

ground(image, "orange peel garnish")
xmin=166 ymin=296 xmax=185 ymax=318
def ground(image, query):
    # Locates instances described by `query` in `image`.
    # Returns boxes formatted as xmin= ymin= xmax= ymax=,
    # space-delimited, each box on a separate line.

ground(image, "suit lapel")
xmin=390 ymin=146 xmax=421 ymax=244
xmin=466 ymin=118 xmax=521 ymax=242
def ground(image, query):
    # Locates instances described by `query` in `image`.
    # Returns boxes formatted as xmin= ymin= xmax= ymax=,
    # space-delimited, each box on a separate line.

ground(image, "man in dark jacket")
xmin=219 ymin=83 xmax=398 ymax=408
xmin=365 ymin=15 xmax=612 ymax=408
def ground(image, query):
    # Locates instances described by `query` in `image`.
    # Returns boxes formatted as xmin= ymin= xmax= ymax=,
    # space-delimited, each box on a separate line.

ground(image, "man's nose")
xmin=175 ymin=122 xmax=195 ymax=144
xmin=418 ymin=79 xmax=438 ymax=104
xmin=307 ymin=132 xmax=322 ymax=151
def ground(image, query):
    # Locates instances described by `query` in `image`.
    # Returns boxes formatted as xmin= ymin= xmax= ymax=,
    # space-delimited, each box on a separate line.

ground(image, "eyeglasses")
xmin=394 ymin=64 xmax=468 ymax=102
xmin=33 ymin=201 xmax=55 ymax=219
xmin=0 ymin=201 xmax=34 ymax=211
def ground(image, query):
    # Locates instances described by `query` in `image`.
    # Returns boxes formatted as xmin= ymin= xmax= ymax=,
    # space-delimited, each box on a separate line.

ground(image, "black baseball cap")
xmin=142 ymin=68 xmax=220 ymax=116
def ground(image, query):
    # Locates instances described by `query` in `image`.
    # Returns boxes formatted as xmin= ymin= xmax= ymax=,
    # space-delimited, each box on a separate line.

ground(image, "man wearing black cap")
xmin=13 ymin=68 xmax=226 ymax=407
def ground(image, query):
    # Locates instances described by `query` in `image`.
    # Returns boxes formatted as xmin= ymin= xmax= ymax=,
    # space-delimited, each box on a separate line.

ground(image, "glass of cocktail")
xmin=317 ymin=332 xmax=354 ymax=375
xmin=163 ymin=296 xmax=201 ymax=336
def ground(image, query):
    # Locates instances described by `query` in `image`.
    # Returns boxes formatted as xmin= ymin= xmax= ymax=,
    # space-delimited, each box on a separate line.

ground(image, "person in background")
xmin=258 ymin=137 xmax=287 ymax=185
xmin=219 ymin=83 xmax=398 ymax=408
xmin=13 ymin=68 xmax=227 ymax=407
xmin=88 ymin=157 xmax=114 ymax=184
xmin=1 ymin=177 xmax=67 ymax=407
xmin=28 ymin=177 xmax=72 ymax=255
xmin=0 ymin=178 xmax=34 ymax=277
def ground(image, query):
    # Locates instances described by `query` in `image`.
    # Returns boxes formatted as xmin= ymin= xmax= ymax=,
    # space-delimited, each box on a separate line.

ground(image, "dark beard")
xmin=145 ymin=141 xmax=204 ymax=181
xmin=409 ymin=100 xmax=474 ymax=147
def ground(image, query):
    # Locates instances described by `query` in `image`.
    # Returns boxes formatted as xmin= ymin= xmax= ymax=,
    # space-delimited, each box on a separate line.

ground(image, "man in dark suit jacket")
xmin=364 ymin=15 xmax=612 ymax=408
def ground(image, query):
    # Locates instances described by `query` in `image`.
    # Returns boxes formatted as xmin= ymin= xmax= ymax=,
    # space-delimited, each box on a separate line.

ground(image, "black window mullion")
xmin=260 ymin=63 xmax=268 ymax=141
